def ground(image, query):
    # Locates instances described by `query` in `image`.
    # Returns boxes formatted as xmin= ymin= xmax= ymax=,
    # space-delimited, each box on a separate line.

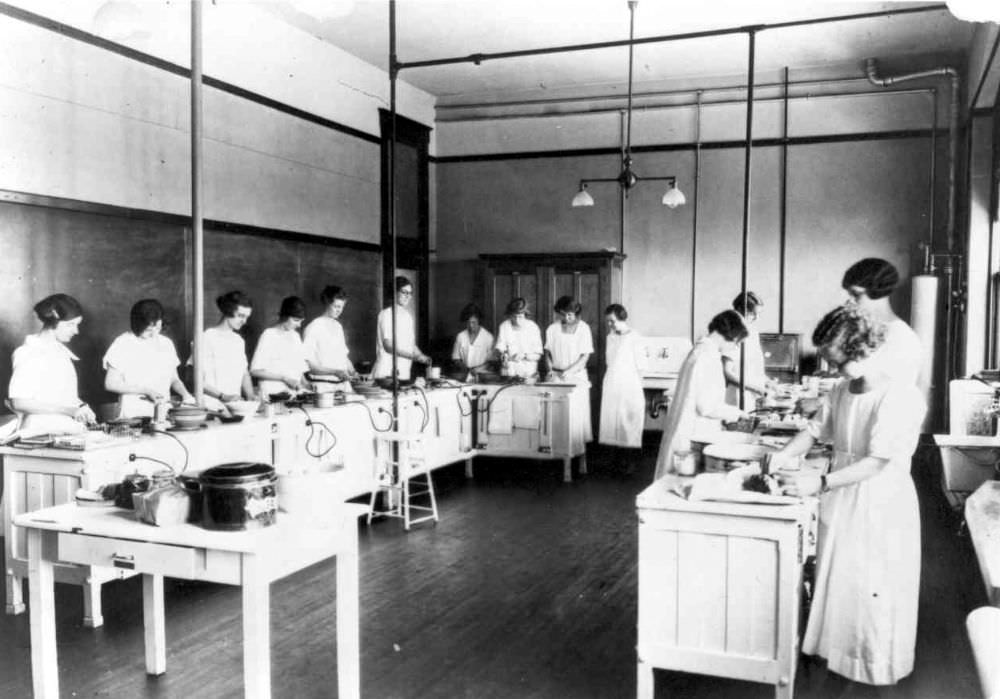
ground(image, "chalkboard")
xmin=0 ymin=201 xmax=381 ymax=411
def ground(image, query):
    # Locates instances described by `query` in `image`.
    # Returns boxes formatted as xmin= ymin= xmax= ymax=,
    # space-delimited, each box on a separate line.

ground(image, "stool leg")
xmin=426 ymin=472 xmax=439 ymax=522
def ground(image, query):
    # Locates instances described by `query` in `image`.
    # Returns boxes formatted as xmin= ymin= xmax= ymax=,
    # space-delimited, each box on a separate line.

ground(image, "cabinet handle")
xmin=111 ymin=553 xmax=135 ymax=570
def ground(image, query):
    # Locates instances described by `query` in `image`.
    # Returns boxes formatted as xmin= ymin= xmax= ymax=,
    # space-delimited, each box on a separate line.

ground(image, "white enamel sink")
xmin=933 ymin=434 xmax=1000 ymax=500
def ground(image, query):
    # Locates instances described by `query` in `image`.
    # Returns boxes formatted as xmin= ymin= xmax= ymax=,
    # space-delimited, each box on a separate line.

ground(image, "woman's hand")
xmin=73 ymin=403 xmax=96 ymax=424
xmin=415 ymin=352 xmax=432 ymax=365
xmin=283 ymin=375 xmax=302 ymax=390
xmin=777 ymin=471 xmax=822 ymax=497
xmin=219 ymin=392 xmax=241 ymax=403
xmin=143 ymin=388 xmax=165 ymax=402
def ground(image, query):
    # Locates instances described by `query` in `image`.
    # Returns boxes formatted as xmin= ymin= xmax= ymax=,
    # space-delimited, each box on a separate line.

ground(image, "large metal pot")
xmin=196 ymin=462 xmax=277 ymax=531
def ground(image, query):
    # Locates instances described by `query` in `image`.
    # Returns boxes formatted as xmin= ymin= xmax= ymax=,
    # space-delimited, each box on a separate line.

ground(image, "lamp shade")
xmin=571 ymin=188 xmax=595 ymax=207
xmin=661 ymin=185 xmax=686 ymax=209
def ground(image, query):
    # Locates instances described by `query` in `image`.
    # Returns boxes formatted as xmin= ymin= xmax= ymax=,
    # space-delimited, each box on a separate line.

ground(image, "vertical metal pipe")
xmin=190 ymin=0 xmax=204 ymax=404
xmin=928 ymin=89 xmax=937 ymax=259
xmin=690 ymin=91 xmax=702 ymax=343
xmin=619 ymin=110 xmax=627 ymax=255
xmin=389 ymin=0 xmax=399 ymax=423
xmin=738 ymin=29 xmax=757 ymax=410
xmin=778 ymin=66 xmax=788 ymax=334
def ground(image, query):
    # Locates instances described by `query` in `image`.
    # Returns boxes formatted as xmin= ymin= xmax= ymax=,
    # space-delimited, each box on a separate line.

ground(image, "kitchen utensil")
xmin=224 ymin=400 xmax=260 ymax=418
xmin=196 ymin=462 xmax=277 ymax=531
xmin=169 ymin=406 xmax=208 ymax=429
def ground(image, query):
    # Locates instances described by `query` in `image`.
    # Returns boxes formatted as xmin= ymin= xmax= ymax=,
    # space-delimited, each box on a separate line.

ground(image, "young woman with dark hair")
xmin=194 ymin=290 xmax=255 ymax=406
xmin=103 ymin=298 xmax=195 ymax=418
xmin=8 ymin=293 xmax=96 ymax=434
xmin=303 ymin=285 xmax=357 ymax=381
xmin=251 ymin=296 xmax=311 ymax=398
xmin=774 ymin=304 xmax=922 ymax=689
xmin=653 ymin=309 xmax=749 ymax=480
xmin=493 ymin=297 xmax=543 ymax=379
xmin=451 ymin=302 xmax=494 ymax=380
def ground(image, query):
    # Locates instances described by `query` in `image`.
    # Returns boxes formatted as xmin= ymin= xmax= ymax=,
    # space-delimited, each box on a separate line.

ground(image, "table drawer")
xmin=58 ymin=533 xmax=197 ymax=578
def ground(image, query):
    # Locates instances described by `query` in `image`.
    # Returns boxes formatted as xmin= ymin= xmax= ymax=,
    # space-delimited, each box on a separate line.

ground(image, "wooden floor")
xmin=0 ymin=435 xmax=989 ymax=698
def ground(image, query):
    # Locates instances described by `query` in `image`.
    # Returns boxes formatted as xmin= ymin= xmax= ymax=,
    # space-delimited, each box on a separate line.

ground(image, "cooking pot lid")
xmin=200 ymin=462 xmax=275 ymax=485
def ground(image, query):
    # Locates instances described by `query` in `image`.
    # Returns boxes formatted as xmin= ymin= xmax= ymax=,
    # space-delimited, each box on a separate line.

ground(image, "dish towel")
xmin=512 ymin=396 xmax=541 ymax=430
xmin=488 ymin=397 xmax=513 ymax=435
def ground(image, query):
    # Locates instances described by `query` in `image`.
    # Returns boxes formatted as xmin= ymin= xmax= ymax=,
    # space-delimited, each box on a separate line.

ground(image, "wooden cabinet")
xmin=635 ymin=478 xmax=817 ymax=699
xmin=479 ymin=252 xmax=624 ymax=430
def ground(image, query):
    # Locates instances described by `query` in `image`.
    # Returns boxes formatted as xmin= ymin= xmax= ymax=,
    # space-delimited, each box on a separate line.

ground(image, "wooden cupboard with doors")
xmin=478 ymin=252 xmax=625 ymax=386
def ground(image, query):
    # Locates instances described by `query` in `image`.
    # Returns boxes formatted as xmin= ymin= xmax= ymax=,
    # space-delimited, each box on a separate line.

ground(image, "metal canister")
xmin=153 ymin=400 xmax=170 ymax=427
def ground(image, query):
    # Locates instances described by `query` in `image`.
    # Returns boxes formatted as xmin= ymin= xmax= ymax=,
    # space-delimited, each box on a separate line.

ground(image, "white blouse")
xmin=452 ymin=328 xmax=494 ymax=371
xmin=103 ymin=332 xmax=182 ymax=417
xmin=544 ymin=321 xmax=595 ymax=385
xmin=251 ymin=326 xmax=309 ymax=397
xmin=374 ymin=305 xmax=416 ymax=379
xmin=9 ymin=334 xmax=85 ymax=435
xmin=303 ymin=316 xmax=352 ymax=372
xmin=494 ymin=319 xmax=543 ymax=378
xmin=198 ymin=326 xmax=248 ymax=397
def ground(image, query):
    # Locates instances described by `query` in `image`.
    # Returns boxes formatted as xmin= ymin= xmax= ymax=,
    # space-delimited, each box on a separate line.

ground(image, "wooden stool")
xmin=368 ymin=432 xmax=439 ymax=531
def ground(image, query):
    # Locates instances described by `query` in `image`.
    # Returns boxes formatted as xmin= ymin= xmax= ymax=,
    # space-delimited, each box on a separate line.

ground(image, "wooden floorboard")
xmin=0 ymin=435 xmax=988 ymax=698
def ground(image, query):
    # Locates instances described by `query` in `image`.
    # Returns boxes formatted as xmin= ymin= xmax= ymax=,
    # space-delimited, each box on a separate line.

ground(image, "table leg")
xmin=241 ymin=555 xmax=271 ymax=699
xmin=579 ymin=452 xmax=588 ymax=475
xmin=337 ymin=525 xmax=361 ymax=699
xmin=27 ymin=528 xmax=59 ymax=699
xmin=82 ymin=576 xmax=104 ymax=628
xmin=5 ymin=572 xmax=26 ymax=615
xmin=143 ymin=574 xmax=166 ymax=675
xmin=636 ymin=659 xmax=653 ymax=699
xmin=562 ymin=457 xmax=572 ymax=483
xmin=464 ymin=457 xmax=474 ymax=479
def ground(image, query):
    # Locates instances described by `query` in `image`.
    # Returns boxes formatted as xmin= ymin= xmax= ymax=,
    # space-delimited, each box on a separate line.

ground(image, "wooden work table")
xmin=636 ymin=474 xmax=818 ymax=699
xmin=14 ymin=502 xmax=366 ymax=699
xmin=2 ymin=382 xmax=589 ymax=626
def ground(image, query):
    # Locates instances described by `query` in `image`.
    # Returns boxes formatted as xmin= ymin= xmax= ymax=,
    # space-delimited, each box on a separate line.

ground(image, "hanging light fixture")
xmin=571 ymin=0 xmax=684 ymax=209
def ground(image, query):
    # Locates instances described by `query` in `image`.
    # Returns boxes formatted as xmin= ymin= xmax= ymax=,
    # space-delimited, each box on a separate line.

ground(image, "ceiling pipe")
xmin=865 ymin=58 xmax=959 ymax=255
xmin=397 ymin=5 xmax=947 ymax=72
xmin=436 ymin=86 xmax=937 ymax=123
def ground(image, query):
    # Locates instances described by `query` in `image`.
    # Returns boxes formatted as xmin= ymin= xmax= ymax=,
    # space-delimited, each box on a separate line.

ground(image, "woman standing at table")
xmin=545 ymin=296 xmax=594 ymax=442
xmin=104 ymin=299 xmax=195 ymax=418
xmin=196 ymin=290 xmax=255 ymax=407
xmin=251 ymin=296 xmax=311 ymax=399
xmin=373 ymin=276 xmax=431 ymax=380
xmin=653 ymin=310 xmax=747 ymax=480
xmin=775 ymin=304 xmax=923 ymax=689
xmin=303 ymin=285 xmax=357 ymax=383
xmin=451 ymin=302 xmax=494 ymax=381
xmin=599 ymin=304 xmax=646 ymax=465
xmin=8 ymin=293 xmax=96 ymax=434
xmin=841 ymin=258 xmax=922 ymax=386
xmin=494 ymin=297 xmax=543 ymax=379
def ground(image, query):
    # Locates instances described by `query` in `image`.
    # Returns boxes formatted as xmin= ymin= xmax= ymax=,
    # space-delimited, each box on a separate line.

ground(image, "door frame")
xmin=380 ymin=109 xmax=431 ymax=350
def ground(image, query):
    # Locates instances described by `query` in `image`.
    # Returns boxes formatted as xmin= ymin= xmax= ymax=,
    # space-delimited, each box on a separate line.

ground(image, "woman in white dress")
xmin=598 ymin=304 xmax=646 ymax=465
xmin=545 ymin=296 xmax=594 ymax=442
xmin=451 ymin=303 xmax=494 ymax=381
xmin=195 ymin=290 xmax=255 ymax=407
xmin=653 ymin=310 xmax=747 ymax=480
xmin=374 ymin=276 xmax=431 ymax=380
xmin=104 ymin=299 xmax=195 ymax=418
xmin=251 ymin=296 xmax=311 ymax=399
xmin=303 ymin=285 xmax=357 ymax=384
xmin=9 ymin=293 xmax=96 ymax=435
xmin=494 ymin=297 xmax=543 ymax=379
xmin=722 ymin=291 xmax=771 ymax=409
xmin=842 ymin=258 xmax=921 ymax=385
xmin=776 ymin=304 xmax=924 ymax=687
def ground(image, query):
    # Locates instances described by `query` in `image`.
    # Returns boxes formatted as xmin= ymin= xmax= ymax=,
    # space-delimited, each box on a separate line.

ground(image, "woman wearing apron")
xmin=775 ymin=304 xmax=924 ymax=689
xmin=598 ymin=304 xmax=646 ymax=472
xmin=544 ymin=296 xmax=594 ymax=443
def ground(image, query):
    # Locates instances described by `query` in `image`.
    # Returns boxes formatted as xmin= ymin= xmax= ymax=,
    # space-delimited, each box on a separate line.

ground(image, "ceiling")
xmin=253 ymin=1 xmax=984 ymax=105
